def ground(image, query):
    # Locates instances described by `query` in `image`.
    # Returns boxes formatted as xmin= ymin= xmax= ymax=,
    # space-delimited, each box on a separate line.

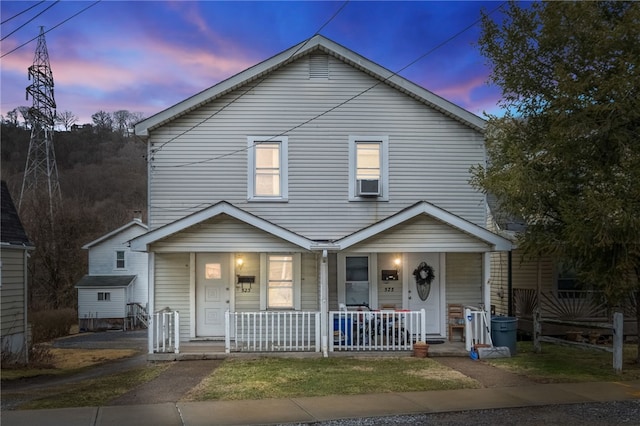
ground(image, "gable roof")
xmin=135 ymin=35 xmax=485 ymax=137
xmin=130 ymin=201 xmax=314 ymax=252
xmin=336 ymin=201 xmax=512 ymax=251
xmin=131 ymin=200 xmax=511 ymax=253
xmin=1 ymin=181 xmax=33 ymax=248
xmin=82 ymin=219 xmax=148 ymax=250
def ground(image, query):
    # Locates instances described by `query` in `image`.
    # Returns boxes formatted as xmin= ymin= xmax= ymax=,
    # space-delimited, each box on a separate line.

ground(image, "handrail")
xmin=464 ymin=306 xmax=491 ymax=351
xmin=153 ymin=310 xmax=179 ymax=353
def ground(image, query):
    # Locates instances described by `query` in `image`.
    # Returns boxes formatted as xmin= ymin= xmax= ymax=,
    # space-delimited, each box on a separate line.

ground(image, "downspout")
xmin=320 ymin=250 xmax=328 ymax=357
xmin=507 ymin=251 xmax=513 ymax=317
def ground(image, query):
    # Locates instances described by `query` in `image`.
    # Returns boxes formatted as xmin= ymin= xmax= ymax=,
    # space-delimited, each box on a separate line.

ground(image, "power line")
xmin=150 ymin=0 xmax=350 ymax=156
xmin=1 ymin=1 xmax=45 ymax=25
xmin=1 ymin=0 xmax=101 ymax=58
xmin=154 ymin=2 xmax=506 ymax=170
xmin=1 ymin=1 xmax=60 ymax=42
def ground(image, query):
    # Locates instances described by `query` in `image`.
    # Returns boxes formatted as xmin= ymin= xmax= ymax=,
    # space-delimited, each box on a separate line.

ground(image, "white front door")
xmin=406 ymin=252 xmax=442 ymax=335
xmin=196 ymin=253 xmax=230 ymax=337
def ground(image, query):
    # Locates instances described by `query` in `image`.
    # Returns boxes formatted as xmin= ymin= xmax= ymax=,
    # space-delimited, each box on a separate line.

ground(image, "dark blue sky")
xmin=1 ymin=1 xmax=508 ymax=125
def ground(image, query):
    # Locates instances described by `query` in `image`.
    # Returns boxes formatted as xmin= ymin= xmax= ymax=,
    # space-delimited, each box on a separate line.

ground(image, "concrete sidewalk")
xmin=3 ymin=380 xmax=640 ymax=426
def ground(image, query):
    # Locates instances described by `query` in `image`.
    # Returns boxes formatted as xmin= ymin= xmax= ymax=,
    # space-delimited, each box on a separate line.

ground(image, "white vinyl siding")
xmin=347 ymin=215 xmax=490 ymax=253
xmin=446 ymin=253 xmax=483 ymax=306
xmin=376 ymin=253 xmax=403 ymax=309
xmin=151 ymin=215 xmax=306 ymax=253
xmin=154 ymin=253 xmax=191 ymax=341
xmin=77 ymin=288 xmax=126 ymax=318
xmin=147 ymin=55 xmax=486 ymax=240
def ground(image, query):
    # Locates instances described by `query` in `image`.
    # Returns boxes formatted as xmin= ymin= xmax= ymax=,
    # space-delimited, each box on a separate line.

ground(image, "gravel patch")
xmin=291 ymin=400 xmax=640 ymax=425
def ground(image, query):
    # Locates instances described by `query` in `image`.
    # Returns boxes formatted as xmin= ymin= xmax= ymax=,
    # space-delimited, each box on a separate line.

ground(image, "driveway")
xmin=52 ymin=329 xmax=148 ymax=351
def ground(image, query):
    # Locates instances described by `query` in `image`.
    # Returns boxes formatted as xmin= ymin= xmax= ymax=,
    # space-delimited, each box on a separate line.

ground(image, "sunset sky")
xmin=1 ymin=1 xmax=509 ymax=125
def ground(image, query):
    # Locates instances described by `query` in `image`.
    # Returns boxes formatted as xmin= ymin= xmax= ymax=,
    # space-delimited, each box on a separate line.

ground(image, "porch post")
xmin=482 ymin=252 xmax=491 ymax=326
xmin=147 ymin=252 xmax=155 ymax=355
xmin=320 ymin=250 xmax=329 ymax=357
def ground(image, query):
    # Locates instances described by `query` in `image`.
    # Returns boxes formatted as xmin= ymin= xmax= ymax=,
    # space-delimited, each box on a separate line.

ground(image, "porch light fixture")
xmin=394 ymin=257 xmax=401 ymax=267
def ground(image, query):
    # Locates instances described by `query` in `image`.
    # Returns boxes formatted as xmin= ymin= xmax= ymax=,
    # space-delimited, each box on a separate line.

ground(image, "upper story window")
xmin=349 ymin=136 xmax=389 ymax=201
xmin=116 ymin=251 xmax=125 ymax=269
xmin=248 ymin=136 xmax=288 ymax=201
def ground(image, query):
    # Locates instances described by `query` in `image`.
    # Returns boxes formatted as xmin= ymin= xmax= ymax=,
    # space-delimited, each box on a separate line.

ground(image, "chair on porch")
xmin=448 ymin=304 xmax=465 ymax=342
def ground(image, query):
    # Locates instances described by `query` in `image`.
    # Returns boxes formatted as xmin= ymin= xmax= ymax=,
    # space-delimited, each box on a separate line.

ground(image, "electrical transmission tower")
xmin=19 ymin=26 xmax=61 ymax=215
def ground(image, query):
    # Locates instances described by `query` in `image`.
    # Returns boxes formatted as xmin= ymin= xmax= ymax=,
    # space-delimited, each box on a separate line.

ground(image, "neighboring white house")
xmin=1 ymin=181 xmax=34 ymax=363
xmin=131 ymin=35 xmax=512 ymax=354
xmin=75 ymin=218 xmax=149 ymax=330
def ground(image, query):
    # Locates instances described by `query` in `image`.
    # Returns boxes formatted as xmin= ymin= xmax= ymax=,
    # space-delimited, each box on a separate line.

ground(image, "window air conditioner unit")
xmin=357 ymin=179 xmax=380 ymax=196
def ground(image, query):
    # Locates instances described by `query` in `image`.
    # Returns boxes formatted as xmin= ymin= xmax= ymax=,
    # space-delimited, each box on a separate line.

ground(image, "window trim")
xmin=98 ymin=291 xmax=111 ymax=301
xmin=348 ymin=136 xmax=389 ymax=201
xmin=260 ymin=253 xmax=301 ymax=310
xmin=247 ymin=136 xmax=288 ymax=202
xmin=337 ymin=253 xmax=378 ymax=308
xmin=115 ymin=250 xmax=126 ymax=269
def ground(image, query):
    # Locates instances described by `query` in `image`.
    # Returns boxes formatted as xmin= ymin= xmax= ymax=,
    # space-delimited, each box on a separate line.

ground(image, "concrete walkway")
xmin=3 ymin=379 xmax=639 ymax=426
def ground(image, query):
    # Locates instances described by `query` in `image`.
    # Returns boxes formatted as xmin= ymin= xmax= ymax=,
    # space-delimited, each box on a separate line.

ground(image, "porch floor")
xmin=147 ymin=340 xmax=469 ymax=361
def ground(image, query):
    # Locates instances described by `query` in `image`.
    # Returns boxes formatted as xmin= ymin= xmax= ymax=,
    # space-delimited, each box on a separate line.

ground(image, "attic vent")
xmin=309 ymin=54 xmax=329 ymax=79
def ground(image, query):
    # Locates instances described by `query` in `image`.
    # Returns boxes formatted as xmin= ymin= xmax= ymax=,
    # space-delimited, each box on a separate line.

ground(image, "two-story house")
xmin=75 ymin=217 xmax=149 ymax=331
xmin=132 ymin=35 xmax=511 ymax=355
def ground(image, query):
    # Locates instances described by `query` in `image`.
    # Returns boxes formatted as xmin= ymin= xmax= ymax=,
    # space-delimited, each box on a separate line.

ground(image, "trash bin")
xmin=333 ymin=316 xmax=352 ymax=345
xmin=491 ymin=316 xmax=518 ymax=355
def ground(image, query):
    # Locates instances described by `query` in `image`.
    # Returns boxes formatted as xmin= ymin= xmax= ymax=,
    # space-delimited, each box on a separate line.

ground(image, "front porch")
xmin=148 ymin=307 xmax=489 ymax=361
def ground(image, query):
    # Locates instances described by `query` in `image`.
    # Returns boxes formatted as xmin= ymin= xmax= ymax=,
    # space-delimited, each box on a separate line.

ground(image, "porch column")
xmin=320 ymin=250 xmax=329 ymax=357
xmin=147 ymin=252 xmax=155 ymax=355
xmin=483 ymin=252 xmax=491 ymax=321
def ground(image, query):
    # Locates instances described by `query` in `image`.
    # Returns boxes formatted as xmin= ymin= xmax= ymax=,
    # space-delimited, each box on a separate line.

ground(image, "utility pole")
xmin=19 ymin=26 xmax=61 ymax=217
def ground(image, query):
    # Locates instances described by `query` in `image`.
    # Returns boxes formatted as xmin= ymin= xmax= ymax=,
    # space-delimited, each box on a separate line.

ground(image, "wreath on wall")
xmin=413 ymin=262 xmax=435 ymax=301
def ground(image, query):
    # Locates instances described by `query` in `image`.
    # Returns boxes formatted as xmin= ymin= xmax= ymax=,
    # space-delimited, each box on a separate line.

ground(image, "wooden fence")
xmin=532 ymin=308 xmax=624 ymax=373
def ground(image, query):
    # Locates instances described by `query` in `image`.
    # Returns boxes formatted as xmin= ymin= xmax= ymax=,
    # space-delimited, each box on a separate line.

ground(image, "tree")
xmin=56 ymin=110 xmax=78 ymax=131
xmin=91 ymin=110 xmax=113 ymax=134
xmin=474 ymin=1 xmax=640 ymax=361
xmin=112 ymin=110 xmax=131 ymax=137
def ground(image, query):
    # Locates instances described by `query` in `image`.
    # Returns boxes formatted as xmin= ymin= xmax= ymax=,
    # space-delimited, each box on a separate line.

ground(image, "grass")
xmin=484 ymin=341 xmax=640 ymax=383
xmin=1 ymin=348 xmax=139 ymax=381
xmin=5 ymin=341 xmax=640 ymax=410
xmin=184 ymin=357 xmax=480 ymax=401
xmin=16 ymin=363 xmax=169 ymax=410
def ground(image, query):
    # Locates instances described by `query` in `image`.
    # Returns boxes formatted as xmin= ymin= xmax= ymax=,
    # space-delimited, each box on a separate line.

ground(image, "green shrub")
xmin=30 ymin=309 xmax=77 ymax=344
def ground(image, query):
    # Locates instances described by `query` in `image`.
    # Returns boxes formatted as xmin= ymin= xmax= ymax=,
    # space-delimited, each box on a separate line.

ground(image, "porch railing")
xmin=152 ymin=310 xmax=179 ymax=353
xmin=126 ymin=302 xmax=149 ymax=329
xmin=226 ymin=311 xmax=320 ymax=353
xmin=329 ymin=309 xmax=425 ymax=351
xmin=464 ymin=306 xmax=491 ymax=351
